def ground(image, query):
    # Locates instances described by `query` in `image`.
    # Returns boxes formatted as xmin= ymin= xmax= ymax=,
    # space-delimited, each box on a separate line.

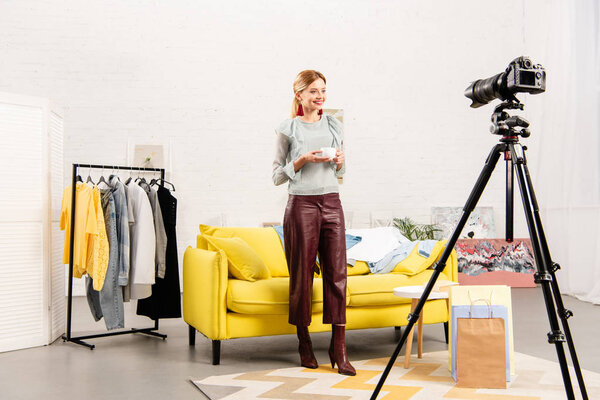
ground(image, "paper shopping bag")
xmin=456 ymin=315 xmax=507 ymax=388
xmin=451 ymin=305 xmax=510 ymax=382
xmin=448 ymin=285 xmax=514 ymax=375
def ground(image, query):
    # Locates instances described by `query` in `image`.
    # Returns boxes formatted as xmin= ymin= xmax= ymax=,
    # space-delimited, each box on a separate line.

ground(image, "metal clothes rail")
xmin=62 ymin=163 xmax=167 ymax=349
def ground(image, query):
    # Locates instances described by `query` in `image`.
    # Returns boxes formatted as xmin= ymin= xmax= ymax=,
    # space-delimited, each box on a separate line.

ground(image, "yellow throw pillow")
xmin=313 ymin=260 xmax=370 ymax=276
xmin=203 ymin=235 xmax=271 ymax=281
xmin=196 ymin=234 xmax=209 ymax=250
xmin=348 ymin=260 xmax=370 ymax=276
xmin=392 ymin=241 xmax=446 ymax=275
xmin=199 ymin=224 xmax=289 ymax=277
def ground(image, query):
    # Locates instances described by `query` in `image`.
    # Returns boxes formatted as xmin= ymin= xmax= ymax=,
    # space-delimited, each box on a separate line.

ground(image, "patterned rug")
xmin=191 ymin=351 xmax=600 ymax=399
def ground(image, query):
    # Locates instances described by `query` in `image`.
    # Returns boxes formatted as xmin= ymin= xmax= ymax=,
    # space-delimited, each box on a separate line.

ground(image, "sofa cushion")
xmin=347 ymin=269 xmax=452 ymax=307
xmin=227 ymin=277 xmax=324 ymax=315
xmin=313 ymin=260 xmax=370 ymax=277
xmin=200 ymin=225 xmax=289 ymax=277
xmin=203 ymin=235 xmax=271 ymax=281
xmin=392 ymin=240 xmax=448 ymax=275
xmin=347 ymin=260 xmax=370 ymax=276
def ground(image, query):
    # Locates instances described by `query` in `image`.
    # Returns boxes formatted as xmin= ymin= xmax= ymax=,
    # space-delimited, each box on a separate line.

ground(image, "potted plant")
xmin=393 ymin=217 xmax=441 ymax=241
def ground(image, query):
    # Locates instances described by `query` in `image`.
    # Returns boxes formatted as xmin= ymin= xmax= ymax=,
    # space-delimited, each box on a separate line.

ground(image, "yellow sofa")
xmin=183 ymin=225 xmax=458 ymax=365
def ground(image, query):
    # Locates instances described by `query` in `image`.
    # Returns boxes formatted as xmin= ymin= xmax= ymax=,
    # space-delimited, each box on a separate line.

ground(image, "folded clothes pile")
xmin=346 ymin=227 xmax=439 ymax=274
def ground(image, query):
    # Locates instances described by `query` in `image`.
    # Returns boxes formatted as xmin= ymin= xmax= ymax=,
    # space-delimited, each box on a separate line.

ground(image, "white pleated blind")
xmin=0 ymin=103 xmax=43 ymax=221
xmin=0 ymin=100 xmax=45 ymax=351
xmin=49 ymin=111 xmax=64 ymax=342
xmin=0 ymin=93 xmax=64 ymax=352
xmin=51 ymin=222 xmax=65 ymax=342
xmin=0 ymin=224 xmax=45 ymax=351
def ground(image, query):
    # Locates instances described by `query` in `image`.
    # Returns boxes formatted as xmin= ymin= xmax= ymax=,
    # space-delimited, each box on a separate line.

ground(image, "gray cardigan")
xmin=272 ymin=115 xmax=345 ymax=195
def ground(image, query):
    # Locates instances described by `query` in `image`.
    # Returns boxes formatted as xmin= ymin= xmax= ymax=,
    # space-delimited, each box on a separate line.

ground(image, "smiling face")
xmin=297 ymin=78 xmax=326 ymax=113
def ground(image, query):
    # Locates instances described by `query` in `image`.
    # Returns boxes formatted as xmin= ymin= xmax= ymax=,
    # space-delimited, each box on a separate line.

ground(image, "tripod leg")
xmin=370 ymin=144 xmax=505 ymax=400
xmin=515 ymin=146 xmax=588 ymax=399
xmin=510 ymin=143 xmax=579 ymax=400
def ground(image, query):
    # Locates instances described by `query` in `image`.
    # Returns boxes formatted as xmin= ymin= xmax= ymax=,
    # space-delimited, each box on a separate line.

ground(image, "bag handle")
xmin=467 ymin=289 xmax=494 ymax=318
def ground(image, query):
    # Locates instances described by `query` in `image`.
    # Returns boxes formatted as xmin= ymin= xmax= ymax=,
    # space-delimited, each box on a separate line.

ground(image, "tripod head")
xmin=491 ymin=100 xmax=531 ymax=138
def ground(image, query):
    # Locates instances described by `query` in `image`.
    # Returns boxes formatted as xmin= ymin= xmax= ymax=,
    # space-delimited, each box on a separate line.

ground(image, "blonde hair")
xmin=291 ymin=70 xmax=327 ymax=118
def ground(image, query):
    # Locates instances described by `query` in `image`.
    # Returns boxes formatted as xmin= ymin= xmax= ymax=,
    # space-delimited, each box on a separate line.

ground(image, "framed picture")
xmin=127 ymin=138 xmax=172 ymax=170
xmin=324 ymin=108 xmax=343 ymax=124
xmin=432 ymin=206 xmax=496 ymax=239
xmin=262 ymin=222 xmax=281 ymax=228
xmin=455 ymin=238 xmax=536 ymax=287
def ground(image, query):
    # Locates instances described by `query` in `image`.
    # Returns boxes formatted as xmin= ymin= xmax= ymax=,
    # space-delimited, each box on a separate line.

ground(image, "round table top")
xmin=393 ymin=285 xmax=449 ymax=300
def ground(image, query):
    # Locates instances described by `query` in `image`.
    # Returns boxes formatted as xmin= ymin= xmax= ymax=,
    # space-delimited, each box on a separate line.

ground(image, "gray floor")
xmin=0 ymin=287 xmax=597 ymax=400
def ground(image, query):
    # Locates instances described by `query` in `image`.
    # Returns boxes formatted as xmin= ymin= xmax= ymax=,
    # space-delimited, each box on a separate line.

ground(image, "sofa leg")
xmin=212 ymin=340 xmax=221 ymax=365
xmin=443 ymin=322 xmax=448 ymax=344
xmin=394 ymin=326 xmax=402 ymax=340
xmin=188 ymin=325 xmax=196 ymax=346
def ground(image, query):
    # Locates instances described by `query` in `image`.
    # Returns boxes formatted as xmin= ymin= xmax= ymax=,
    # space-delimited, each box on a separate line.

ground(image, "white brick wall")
xmin=0 ymin=0 xmax=545 ymax=266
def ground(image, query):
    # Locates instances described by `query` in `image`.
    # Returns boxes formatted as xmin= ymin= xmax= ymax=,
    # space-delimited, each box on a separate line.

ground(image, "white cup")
xmin=320 ymin=147 xmax=336 ymax=159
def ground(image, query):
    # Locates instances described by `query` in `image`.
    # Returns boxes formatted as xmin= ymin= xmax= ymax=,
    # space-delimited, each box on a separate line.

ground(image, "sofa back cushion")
xmin=200 ymin=225 xmax=289 ymax=277
xmin=203 ymin=235 xmax=271 ymax=281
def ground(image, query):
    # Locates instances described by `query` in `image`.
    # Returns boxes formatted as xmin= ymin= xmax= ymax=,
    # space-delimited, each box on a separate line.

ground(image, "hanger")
xmin=124 ymin=169 xmax=133 ymax=185
xmin=85 ymin=167 xmax=95 ymax=185
xmin=138 ymin=180 xmax=151 ymax=191
xmin=151 ymin=178 xmax=176 ymax=191
xmin=97 ymin=166 xmax=108 ymax=187
xmin=135 ymin=174 xmax=152 ymax=192
xmin=108 ymin=167 xmax=121 ymax=184
xmin=135 ymin=176 xmax=148 ymax=191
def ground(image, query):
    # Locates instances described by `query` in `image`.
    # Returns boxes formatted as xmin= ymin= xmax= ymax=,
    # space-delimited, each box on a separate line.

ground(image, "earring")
xmin=297 ymin=104 xmax=304 ymax=116
xmin=318 ymin=109 xmax=323 ymax=115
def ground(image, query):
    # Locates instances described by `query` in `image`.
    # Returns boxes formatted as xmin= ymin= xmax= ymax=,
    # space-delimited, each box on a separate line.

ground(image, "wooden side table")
xmin=393 ymin=285 xmax=449 ymax=368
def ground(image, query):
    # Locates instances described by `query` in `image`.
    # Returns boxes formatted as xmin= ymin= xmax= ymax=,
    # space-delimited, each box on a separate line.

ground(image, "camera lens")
xmin=523 ymin=59 xmax=532 ymax=68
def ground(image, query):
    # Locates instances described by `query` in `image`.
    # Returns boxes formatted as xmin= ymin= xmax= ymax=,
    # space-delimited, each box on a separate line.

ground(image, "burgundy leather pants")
xmin=283 ymin=193 xmax=347 ymax=326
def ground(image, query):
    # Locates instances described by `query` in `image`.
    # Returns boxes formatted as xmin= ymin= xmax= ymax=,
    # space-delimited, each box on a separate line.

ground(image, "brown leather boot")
xmin=297 ymin=326 xmax=318 ymax=369
xmin=328 ymin=325 xmax=356 ymax=376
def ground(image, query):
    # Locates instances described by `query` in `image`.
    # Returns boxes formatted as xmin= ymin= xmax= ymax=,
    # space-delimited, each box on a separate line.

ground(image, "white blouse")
xmin=126 ymin=181 xmax=156 ymax=300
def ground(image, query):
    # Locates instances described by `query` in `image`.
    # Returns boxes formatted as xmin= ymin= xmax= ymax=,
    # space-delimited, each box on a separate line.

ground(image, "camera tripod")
xmin=371 ymin=100 xmax=588 ymax=400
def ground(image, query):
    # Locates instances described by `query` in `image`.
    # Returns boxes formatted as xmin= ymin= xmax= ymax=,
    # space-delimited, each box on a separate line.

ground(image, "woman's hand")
xmin=305 ymin=150 xmax=332 ymax=163
xmin=294 ymin=150 xmax=332 ymax=171
xmin=333 ymin=149 xmax=345 ymax=170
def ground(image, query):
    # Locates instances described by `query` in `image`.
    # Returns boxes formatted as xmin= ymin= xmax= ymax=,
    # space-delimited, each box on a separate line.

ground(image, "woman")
xmin=272 ymin=70 xmax=355 ymax=376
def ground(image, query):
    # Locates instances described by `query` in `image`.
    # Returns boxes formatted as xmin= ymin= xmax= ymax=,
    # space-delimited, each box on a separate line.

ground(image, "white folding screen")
xmin=0 ymin=92 xmax=64 ymax=352
xmin=49 ymin=111 xmax=65 ymax=342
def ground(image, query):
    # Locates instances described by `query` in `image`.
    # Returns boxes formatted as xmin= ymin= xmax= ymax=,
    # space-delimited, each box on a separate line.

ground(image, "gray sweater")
xmin=272 ymin=115 xmax=345 ymax=195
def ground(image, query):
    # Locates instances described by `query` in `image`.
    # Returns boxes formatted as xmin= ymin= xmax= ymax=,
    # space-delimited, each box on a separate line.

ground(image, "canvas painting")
xmin=432 ymin=206 xmax=496 ymax=239
xmin=127 ymin=138 xmax=172 ymax=171
xmin=133 ymin=144 xmax=164 ymax=168
xmin=455 ymin=238 xmax=536 ymax=287
xmin=324 ymin=108 xmax=343 ymax=124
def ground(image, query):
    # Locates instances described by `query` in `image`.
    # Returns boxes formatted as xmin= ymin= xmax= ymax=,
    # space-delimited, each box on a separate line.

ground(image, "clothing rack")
xmin=62 ymin=163 xmax=168 ymax=349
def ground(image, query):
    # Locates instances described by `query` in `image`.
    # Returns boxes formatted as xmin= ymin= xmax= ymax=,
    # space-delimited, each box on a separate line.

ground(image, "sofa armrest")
xmin=183 ymin=246 xmax=228 ymax=340
xmin=439 ymin=247 xmax=459 ymax=282
xmin=449 ymin=248 xmax=458 ymax=282
xmin=430 ymin=240 xmax=458 ymax=282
